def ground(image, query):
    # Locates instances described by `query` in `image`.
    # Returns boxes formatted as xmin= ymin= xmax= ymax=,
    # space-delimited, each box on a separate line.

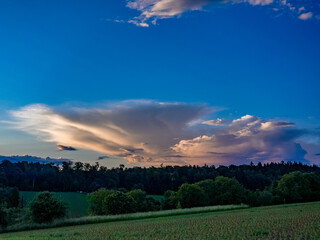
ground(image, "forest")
xmin=0 ymin=160 xmax=319 ymax=194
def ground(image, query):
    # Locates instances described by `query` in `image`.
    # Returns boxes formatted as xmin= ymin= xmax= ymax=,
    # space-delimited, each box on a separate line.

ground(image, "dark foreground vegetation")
xmin=1 ymin=160 xmax=320 ymax=233
xmin=1 ymin=202 xmax=320 ymax=239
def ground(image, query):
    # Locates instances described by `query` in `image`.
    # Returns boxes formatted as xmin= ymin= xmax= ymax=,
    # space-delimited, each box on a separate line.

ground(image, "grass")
xmin=1 ymin=202 xmax=320 ymax=239
xmin=0 ymin=205 xmax=247 ymax=234
xmin=20 ymin=191 xmax=89 ymax=218
xmin=20 ymin=191 xmax=161 ymax=218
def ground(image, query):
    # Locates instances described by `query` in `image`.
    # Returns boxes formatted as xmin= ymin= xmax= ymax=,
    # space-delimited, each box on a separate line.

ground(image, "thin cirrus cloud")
xmin=125 ymin=0 xmax=317 ymax=27
xmin=8 ymin=100 xmax=315 ymax=166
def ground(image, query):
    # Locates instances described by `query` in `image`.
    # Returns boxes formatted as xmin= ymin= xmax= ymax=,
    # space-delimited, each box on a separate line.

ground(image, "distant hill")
xmin=0 ymin=155 xmax=71 ymax=165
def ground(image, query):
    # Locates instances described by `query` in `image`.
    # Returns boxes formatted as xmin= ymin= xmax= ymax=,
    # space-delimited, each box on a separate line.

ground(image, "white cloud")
xmin=202 ymin=118 xmax=228 ymax=126
xmin=248 ymin=0 xmax=273 ymax=6
xmin=299 ymin=12 xmax=313 ymax=20
xmin=126 ymin=0 xmax=274 ymax=27
xmin=172 ymin=115 xmax=307 ymax=165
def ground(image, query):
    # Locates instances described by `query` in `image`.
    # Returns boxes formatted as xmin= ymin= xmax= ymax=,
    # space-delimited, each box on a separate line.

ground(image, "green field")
xmin=20 ymin=192 xmax=89 ymax=218
xmin=20 ymin=191 xmax=163 ymax=218
xmin=1 ymin=202 xmax=319 ymax=240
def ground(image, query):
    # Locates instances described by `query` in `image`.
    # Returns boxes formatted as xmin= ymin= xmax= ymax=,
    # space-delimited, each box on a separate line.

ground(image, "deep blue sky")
xmin=0 ymin=0 xmax=319 ymax=166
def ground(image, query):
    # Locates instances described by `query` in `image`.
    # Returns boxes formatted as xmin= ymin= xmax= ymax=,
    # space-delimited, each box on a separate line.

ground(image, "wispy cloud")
xmin=124 ymin=0 xmax=318 ymax=26
xmin=9 ymin=101 xmax=318 ymax=166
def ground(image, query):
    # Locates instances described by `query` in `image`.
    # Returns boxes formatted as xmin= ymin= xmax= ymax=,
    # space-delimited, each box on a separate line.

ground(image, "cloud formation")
xmin=57 ymin=145 xmax=77 ymax=151
xmin=172 ymin=115 xmax=307 ymax=165
xmin=126 ymin=0 xmax=318 ymax=26
xmin=0 ymin=155 xmax=71 ymax=164
xmin=9 ymin=101 xmax=315 ymax=166
xmin=299 ymin=12 xmax=313 ymax=20
xmin=202 ymin=118 xmax=229 ymax=126
xmin=10 ymin=101 xmax=208 ymax=164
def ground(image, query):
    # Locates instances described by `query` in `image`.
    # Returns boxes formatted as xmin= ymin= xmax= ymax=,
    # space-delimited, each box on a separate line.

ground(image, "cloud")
xmin=0 ymin=155 xmax=71 ymax=164
xmin=10 ymin=101 xmax=209 ymax=164
xmin=299 ymin=12 xmax=313 ymax=20
xmin=202 ymin=118 xmax=229 ymax=126
xmin=57 ymin=145 xmax=77 ymax=151
xmin=124 ymin=0 xmax=320 ymax=26
xmin=126 ymin=0 xmax=274 ymax=27
xmin=97 ymin=155 xmax=110 ymax=160
xmin=172 ymin=115 xmax=308 ymax=165
xmin=9 ymin=100 xmax=316 ymax=166
xmin=260 ymin=121 xmax=294 ymax=130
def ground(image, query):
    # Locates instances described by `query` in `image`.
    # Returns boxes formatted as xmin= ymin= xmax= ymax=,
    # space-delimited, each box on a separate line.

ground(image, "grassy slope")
xmin=20 ymin=191 xmax=162 ymax=218
xmin=20 ymin=192 xmax=89 ymax=218
xmin=1 ymin=202 xmax=320 ymax=240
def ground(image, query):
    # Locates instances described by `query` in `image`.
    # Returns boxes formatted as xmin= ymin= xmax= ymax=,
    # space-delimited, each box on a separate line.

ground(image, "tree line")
xmin=88 ymin=171 xmax=320 ymax=216
xmin=0 ymin=160 xmax=319 ymax=194
xmin=1 ymin=170 xmax=320 ymax=229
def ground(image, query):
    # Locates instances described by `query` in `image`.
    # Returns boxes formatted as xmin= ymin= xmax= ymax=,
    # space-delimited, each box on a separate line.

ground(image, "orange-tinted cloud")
xmin=10 ymin=101 xmax=314 ymax=166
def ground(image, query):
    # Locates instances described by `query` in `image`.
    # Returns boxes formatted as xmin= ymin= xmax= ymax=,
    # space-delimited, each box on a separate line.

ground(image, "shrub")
xmin=29 ymin=191 xmax=67 ymax=223
xmin=102 ymin=191 xmax=135 ymax=215
xmin=277 ymin=171 xmax=320 ymax=203
xmin=87 ymin=189 xmax=114 ymax=215
xmin=0 ymin=205 xmax=7 ymax=229
xmin=161 ymin=190 xmax=178 ymax=210
xmin=176 ymin=183 xmax=208 ymax=208
xmin=212 ymin=176 xmax=248 ymax=205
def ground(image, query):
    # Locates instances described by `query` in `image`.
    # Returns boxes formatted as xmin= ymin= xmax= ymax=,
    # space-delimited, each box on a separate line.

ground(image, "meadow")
xmin=20 ymin=192 xmax=89 ymax=218
xmin=19 ymin=192 xmax=164 ymax=218
xmin=1 ymin=202 xmax=319 ymax=239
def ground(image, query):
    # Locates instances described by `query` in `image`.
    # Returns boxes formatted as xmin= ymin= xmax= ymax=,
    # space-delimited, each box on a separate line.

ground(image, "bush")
xmin=0 ymin=205 xmax=7 ymax=229
xmin=277 ymin=171 xmax=320 ymax=203
xmin=176 ymin=183 xmax=208 ymax=208
xmin=102 ymin=191 xmax=135 ymax=215
xmin=212 ymin=176 xmax=248 ymax=205
xmin=161 ymin=190 xmax=178 ymax=210
xmin=0 ymin=187 xmax=19 ymax=208
xmin=88 ymin=189 xmax=114 ymax=215
xmin=29 ymin=191 xmax=67 ymax=223
xmin=126 ymin=189 xmax=160 ymax=212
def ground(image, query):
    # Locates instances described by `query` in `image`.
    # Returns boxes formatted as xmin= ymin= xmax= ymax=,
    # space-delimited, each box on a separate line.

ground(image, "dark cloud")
xmin=97 ymin=155 xmax=110 ymax=160
xmin=57 ymin=145 xmax=77 ymax=151
xmin=0 ymin=155 xmax=72 ymax=165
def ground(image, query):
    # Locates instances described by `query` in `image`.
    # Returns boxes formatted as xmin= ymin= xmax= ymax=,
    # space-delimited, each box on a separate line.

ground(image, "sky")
xmin=0 ymin=0 xmax=319 ymax=167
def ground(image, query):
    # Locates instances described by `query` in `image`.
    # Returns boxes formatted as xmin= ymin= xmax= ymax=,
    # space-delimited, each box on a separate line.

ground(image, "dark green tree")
xmin=212 ymin=176 xmax=247 ymax=205
xmin=29 ymin=192 xmax=67 ymax=223
xmin=87 ymin=188 xmax=114 ymax=215
xmin=102 ymin=191 xmax=135 ymax=215
xmin=176 ymin=183 xmax=208 ymax=208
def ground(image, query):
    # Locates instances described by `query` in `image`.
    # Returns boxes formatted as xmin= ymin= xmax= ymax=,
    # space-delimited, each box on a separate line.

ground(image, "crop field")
xmin=20 ymin=192 xmax=89 ymax=218
xmin=1 ymin=202 xmax=319 ymax=240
